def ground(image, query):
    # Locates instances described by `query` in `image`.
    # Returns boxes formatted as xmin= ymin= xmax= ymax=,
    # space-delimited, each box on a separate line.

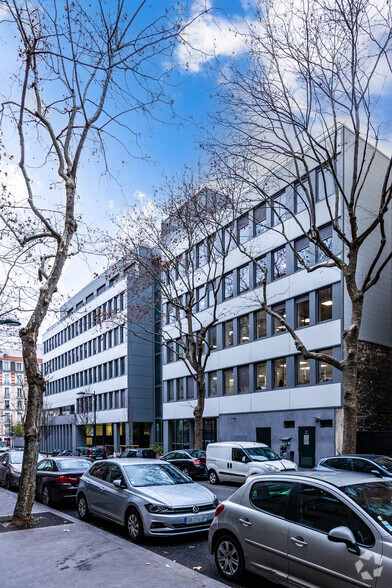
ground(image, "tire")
xmin=215 ymin=534 xmax=245 ymax=582
xmin=182 ymin=467 xmax=190 ymax=477
xmin=77 ymin=494 xmax=90 ymax=521
xmin=125 ymin=508 xmax=145 ymax=543
xmin=208 ymin=469 xmax=220 ymax=485
xmin=42 ymin=485 xmax=51 ymax=507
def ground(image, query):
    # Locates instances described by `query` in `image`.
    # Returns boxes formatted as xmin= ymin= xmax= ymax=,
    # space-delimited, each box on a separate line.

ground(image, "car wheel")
xmin=77 ymin=494 xmax=90 ymax=521
xmin=215 ymin=534 xmax=245 ymax=582
xmin=126 ymin=508 xmax=145 ymax=543
xmin=208 ymin=469 xmax=220 ymax=485
xmin=182 ymin=467 xmax=190 ymax=477
xmin=42 ymin=485 xmax=52 ymax=507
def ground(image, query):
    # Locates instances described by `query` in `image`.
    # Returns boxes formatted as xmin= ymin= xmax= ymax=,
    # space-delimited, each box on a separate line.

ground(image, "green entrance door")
xmin=256 ymin=427 xmax=271 ymax=447
xmin=298 ymin=427 xmax=316 ymax=468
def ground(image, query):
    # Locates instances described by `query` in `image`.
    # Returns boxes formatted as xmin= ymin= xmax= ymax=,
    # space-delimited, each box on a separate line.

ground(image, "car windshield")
xmin=9 ymin=452 xmax=23 ymax=464
xmin=123 ymin=463 xmax=193 ymax=487
xmin=245 ymin=447 xmax=280 ymax=461
xmin=372 ymin=457 xmax=392 ymax=473
xmin=343 ymin=481 xmax=392 ymax=535
xmin=188 ymin=450 xmax=206 ymax=458
xmin=57 ymin=459 xmax=91 ymax=470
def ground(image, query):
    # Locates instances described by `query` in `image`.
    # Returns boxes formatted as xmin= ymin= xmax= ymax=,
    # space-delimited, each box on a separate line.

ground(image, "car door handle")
xmin=99 ymin=486 xmax=105 ymax=493
xmin=290 ymin=536 xmax=307 ymax=547
xmin=239 ymin=518 xmax=252 ymax=527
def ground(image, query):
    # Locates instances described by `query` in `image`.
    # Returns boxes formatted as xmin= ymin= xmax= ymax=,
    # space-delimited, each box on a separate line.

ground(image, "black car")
xmin=315 ymin=454 xmax=392 ymax=477
xmin=35 ymin=456 xmax=93 ymax=505
xmin=119 ymin=448 xmax=156 ymax=459
xmin=161 ymin=449 xmax=206 ymax=478
xmin=78 ymin=446 xmax=107 ymax=460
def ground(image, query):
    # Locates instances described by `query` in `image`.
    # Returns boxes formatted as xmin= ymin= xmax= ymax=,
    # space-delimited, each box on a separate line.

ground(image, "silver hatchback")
xmin=77 ymin=458 xmax=217 ymax=542
xmin=209 ymin=471 xmax=392 ymax=586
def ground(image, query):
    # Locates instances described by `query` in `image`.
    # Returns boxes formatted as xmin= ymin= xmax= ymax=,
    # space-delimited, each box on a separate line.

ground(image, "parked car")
xmin=77 ymin=458 xmax=218 ymax=542
xmin=35 ymin=456 xmax=93 ymax=506
xmin=120 ymin=448 xmax=156 ymax=459
xmin=161 ymin=450 xmax=206 ymax=478
xmin=78 ymin=446 xmax=107 ymax=460
xmin=206 ymin=441 xmax=297 ymax=485
xmin=315 ymin=454 xmax=392 ymax=477
xmin=0 ymin=450 xmax=44 ymax=489
xmin=209 ymin=470 xmax=392 ymax=585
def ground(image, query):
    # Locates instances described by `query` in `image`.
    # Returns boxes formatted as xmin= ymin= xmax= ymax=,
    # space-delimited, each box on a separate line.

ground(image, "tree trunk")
xmin=194 ymin=376 xmax=206 ymax=450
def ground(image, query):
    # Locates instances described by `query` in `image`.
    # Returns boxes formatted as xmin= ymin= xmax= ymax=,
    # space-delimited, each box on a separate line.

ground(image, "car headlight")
xmin=264 ymin=465 xmax=279 ymax=472
xmin=10 ymin=466 xmax=19 ymax=474
xmin=145 ymin=503 xmax=175 ymax=514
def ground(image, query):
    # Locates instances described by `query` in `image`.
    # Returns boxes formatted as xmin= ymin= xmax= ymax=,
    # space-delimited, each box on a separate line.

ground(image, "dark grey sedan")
xmin=77 ymin=458 xmax=218 ymax=543
xmin=315 ymin=455 xmax=392 ymax=477
xmin=35 ymin=456 xmax=92 ymax=505
xmin=0 ymin=450 xmax=44 ymax=489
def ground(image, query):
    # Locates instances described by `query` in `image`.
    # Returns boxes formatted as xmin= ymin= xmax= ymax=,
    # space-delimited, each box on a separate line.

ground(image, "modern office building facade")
xmin=161 ymin=128 xmax=392 ymax=466
xmin=42 ymin=260 xmax=159 ymax=454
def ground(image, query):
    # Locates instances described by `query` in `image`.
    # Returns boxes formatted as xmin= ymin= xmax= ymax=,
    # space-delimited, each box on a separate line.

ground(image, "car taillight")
xmin=57 ymin=476 xmax=78 ymax=484
xmin=193 ymin=459 xmax=202 ymax=466
xmin=89 ymin=450 xmax=92 ymax=458
xmin=215 ymin=504 xmax=225 ymax=517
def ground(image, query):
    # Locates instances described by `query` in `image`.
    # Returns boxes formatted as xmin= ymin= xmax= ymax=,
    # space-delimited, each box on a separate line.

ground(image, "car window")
xmin=123 ymin=463 xmax=193 ymax=487
xmin=142 ymin=450 xmax=156 ymax=459
xmin=174 ymin=452 xmax=184 ymax=459
xmin=372 ymin=457 xmax=392 ymax=473
xmin=105 ymin=464 xmax=125 ymax=485
xmin=298 ymin=484 xmax=374 ymax=546
xmin=324 ymin=458 xmax=350 ymax=470
xmin=232 ymin=448 xmax=246 ymax=462
xmin=89 ymin=463 xmax=107 ymax=479
xmin=188 ymin=450 xmax=205 ymax=459
xmin=9 ymin=452 xmax=23 ymax=464
xmin=351 ymin=459 xmax=379 ymax=475
xmin=163 ymin=452 xmax=176 ymax=460
xmin=57 ymin=459 xmax=91 ymax=470
xmin=250 ymin=481 xmax=292 ymax=517
xmin=37 ymin=460 xmax=51 ymax=471
xmin=1 ymin=454 xmax=8 ymax=465
xmin=343 ymin=481 xmax=392 ymax=536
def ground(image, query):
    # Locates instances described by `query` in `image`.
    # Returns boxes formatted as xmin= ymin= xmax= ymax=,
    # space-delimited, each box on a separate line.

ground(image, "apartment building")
xmin=161 ymin=127 xmax=392 ymax=465
xmin=42 ymin=259 xmax=159 ymax=454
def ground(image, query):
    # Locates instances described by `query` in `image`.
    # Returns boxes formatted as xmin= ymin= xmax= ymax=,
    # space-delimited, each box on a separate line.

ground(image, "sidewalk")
xmin=0 ymin=489 xmax=224 ymax=588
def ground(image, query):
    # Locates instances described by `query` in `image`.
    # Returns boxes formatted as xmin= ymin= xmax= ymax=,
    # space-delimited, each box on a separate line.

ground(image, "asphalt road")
xmin=52 ymin=480 xmax=274 ymax=588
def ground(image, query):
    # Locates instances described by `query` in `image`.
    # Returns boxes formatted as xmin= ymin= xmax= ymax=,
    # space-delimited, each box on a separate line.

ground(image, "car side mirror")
xmin=242 ymin=456 xmax=250 ymax=463
xmin=328 ymin=526 xmax=360 ymax=555
xmin=113 ymin=478 xmax=126 ymax=489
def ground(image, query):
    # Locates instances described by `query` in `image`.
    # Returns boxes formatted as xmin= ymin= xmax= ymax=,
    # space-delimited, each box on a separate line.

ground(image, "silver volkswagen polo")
xmin=209 ymin=471 xmax=392 ymax=586
xmin=77 ymin=458 xmax=218 ymax=542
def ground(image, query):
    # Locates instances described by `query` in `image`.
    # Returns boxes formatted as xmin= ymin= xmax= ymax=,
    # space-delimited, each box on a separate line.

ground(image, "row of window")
xmin=0 ymin=361 xmax=24 ymax=372
xmin=4 ymin=400 xmax=24 ymax=410
xmin=0 ymin=374 xmax=25 ymax=385
xmin=166 ymin=285 xmax=333 ymax=363
xmin=76 ymin=389 xmax=127 ymax=413
xmin=44 ymin=357 xmax=126 ymax=396
xmin=44 ymin=326 xmax=126 ymax=375
xmin=44 ymin=291 xmax=125 ymax=354
xmin=2 ymin=388 xmax=23 ymax=398
xmin=166 ymin=347 xmax=336 ymax=401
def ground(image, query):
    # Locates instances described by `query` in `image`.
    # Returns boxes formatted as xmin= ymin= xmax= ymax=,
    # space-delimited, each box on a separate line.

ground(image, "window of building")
xmin=274 ymin=357 xmax=286 ymax=387
xmin=186 ymin=377 xmax=194 ymax=399
xmin=272 ymin=191 xmax=289 ymax=225
xmin=197 ymin=241 xmax=208 ymax=267
xmin=254 ymin=203 xmax=267 ymax=236
xmin=320 ymin=419 xmax=333 ymax=428
xmin=167 ymin=302 xmax=175 ymax=324
xmin=207 ymin=282 xmax=215 ymax=308
xmin=255 ymin=256 xmax=267 ymax=287
xmin=318 ymin=349 xmax=333 ymax=382
xmin=167 ymin=342 xmax=175 ymax=363
xmin=16 ymin=362 xmax=22 ymax=371
xmin=255 ymin=362 xmax=267 ymax=390
xmin=3 ymin=361 xmax=9 ymax=370
xmin=294 ymin=178 xmax=309 ymax=213
xmin=208 ymin=326 xmax=217 ymax=350
xmin=3 ymin=374 xmax=10 ymax=385
xmin=167 ymin=380 xmax=175 ymax=402
xmin=4 ymin=388 xmax=9 ymax=398
xmin=177 ymin=378 xmax=184 ymax=400
xmin=316 ymin=224 xmax=333 ymax=262
xmin=238 ymin=265 xmax=249 ymax=293
xmin=297 ymin=354 xmax=310 ymax=385
xmin=223 ymin=369 xmax=234 ymax=395
xmin=224 ymin=272 xmax=234 ymax=299
xmin=224 ymin=226 xmax=236 ymax=252
xmin=318 ymin=286 xmax=333 ymax=321
xmin=255 ymin=310 xmax=267 ymax=339
xmin=273 ymin=247 xmax=286 ymax=280
xmin=208 ymin=371 xmax=218 ymax=396
xmin=284 ymin=420 xmax=295 ymax=428
xmin=197 ymin=285 xmax=206 ymax=311
xmin=239 ymin=315 xmax=250 ymax=344
xmin=317 ymin=168 xmax=335 ymax=201
xmin=273 ymin=304 xmax=286 ymax=334
xmin=238 ymin=365 xmax=250 ymax=393
xmin=294 ymin=235 xmax=310 ymax=270
xmin=4 ymin=401 xmax=10 ymax=410
xmin=17 ymin=388 xmax=23 ymax=398
xmin=238 ymin=214 xmax=250 ymax=244
xmin=17 ymin=401 xmax=23 ymax=410
xmin=296 ymin=296 xmax=310 ymax=328
xmin=224 ymin=320 xmax=234 ymax=347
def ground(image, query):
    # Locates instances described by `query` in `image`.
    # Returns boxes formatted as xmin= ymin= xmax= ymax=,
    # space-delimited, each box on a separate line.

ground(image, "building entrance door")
xmin=298 ymin=426 xmax=315 ymax=468
xmin=256 ymin=427 xmax=271 ymax=447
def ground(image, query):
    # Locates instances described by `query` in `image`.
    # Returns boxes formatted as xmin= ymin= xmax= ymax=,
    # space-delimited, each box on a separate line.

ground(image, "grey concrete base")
xmin=0 ymin=489 xmax=223 ymax=588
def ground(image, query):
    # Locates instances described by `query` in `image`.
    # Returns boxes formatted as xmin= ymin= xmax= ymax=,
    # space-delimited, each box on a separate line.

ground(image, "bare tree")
xmin=0 ymin=0 xmax=206 ymax=523
xmin=205 ymin=0 xmax=392 ymax=453
xmin=40 ymin=400 xmax=57 ymax=456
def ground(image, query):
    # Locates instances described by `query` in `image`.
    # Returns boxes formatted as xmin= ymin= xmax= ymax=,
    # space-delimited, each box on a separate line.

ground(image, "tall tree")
xmin=0 ymin=0 xmax=205 ymax=523
xmin=206 ymin=0 xmax=392 ymax=453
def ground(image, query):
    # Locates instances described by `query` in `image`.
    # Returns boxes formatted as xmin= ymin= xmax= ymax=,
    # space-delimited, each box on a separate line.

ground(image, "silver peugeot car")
xmin=209 ymin=471 xmax=392 ymax=586
xmin=77 ymin=458 xmax=218 ymax=542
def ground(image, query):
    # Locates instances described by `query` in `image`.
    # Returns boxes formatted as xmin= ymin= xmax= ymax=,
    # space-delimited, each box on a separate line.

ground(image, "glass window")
xmin=239 ymin=315 xmax=250 ymax=344
xmin=167 ymin=380 xmax=175 ymax=401
xmin=197 ymin=241 xmax=208 ymax=267
xmin=207 ymin=282 xmax=215 ymax=308
xmin=318 ymin=348 xmax=333 ymax=382
xmin=255 ymin=310 xmax=267 ymax=339
xmin=325 ymin=458 xmax=350 ymax=471
xmin=197 ymin=286 xmax=206 ymax=311
xmin=224 ymin=272 xmax=234 ymax=299
xmin=254 ymin=203 xmax=267 ymax=236
xmin=351 ymin=459 xmax=379 ymax=475
xmin=232 ymin=448 xmax=247 ymax=462
xmin=273 ymin=247 xmax=286 ymax=280
xmin=186 ymin=377 xmax=194 ymax=399
xmin=274 ymin=357 xmax=286 ymax=388
xmin=316 ymin=224 xmax=333 ymax=262
xmin=255 ymin=362 xmax=267 ymax=390
xmin=224 ymin=320 xmax=234 ymax=347
xmin=238 ymin=214 xmax=250 ymax=244
xmin=296 ymin=296 xmax=310 ymax=328
xmin=224 ymin=226 xmax=236 ymax=252
xmin=250 ymin=480 xmax=292 ymax=516
xmin=297 ymin=354 xmax=310 ymax=385
xmin=167 ymin=303 xmax=175 ymax=324
xmin=208 ymin=326 xmax=217 ymax=350
xmin=255 ymin=256 xmax=267 ymax=286
xmin=177 ymin=378 xmax=184 ymax=400
xmin=317 ymin=168 xmax=335 ymax=200
xmin=168 ymin=342 xmax=175 ymax=363
xmin=238 ymin=365 xmax=249 ymax=393
xmin=90 ymin=463 xmax=108 ymax=480
xmin=318 ymin=286 xmax=333 ymax=321
xmin=208 ymin=372 xmax=218 ymax=396
xmin=294 ymin=235 xmax=310 ymax=270
xmin=273 ymin=304 xmax=286 ymax=334
xmin=294 ymin=179 xmax=309 ymax=213
xmin=223 ymin=369 xmax=234 ymax=395
xmin=238 ymin=265 xmax=249 ymax=293
xmin=272 ymin=191 xmax=289 ymax=225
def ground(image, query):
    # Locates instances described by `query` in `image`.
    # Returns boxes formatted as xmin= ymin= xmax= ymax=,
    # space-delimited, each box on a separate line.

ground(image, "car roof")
xmin=321 ymin=454 xmax=391 ymax=460
xmin=208 ymin=441 xmax=268 ymax=448
xmin=100 ymin=458 xmax=165 ymax=466
xmin=249 ymin=470 xmax=388 ymax=487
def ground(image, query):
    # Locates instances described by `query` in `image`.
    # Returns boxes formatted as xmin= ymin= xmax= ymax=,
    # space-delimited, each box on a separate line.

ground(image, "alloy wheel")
xmin=42 ymin=486 xmax=50 ymax=506
xmin=217 ymin=539 xmax=240 ymax=577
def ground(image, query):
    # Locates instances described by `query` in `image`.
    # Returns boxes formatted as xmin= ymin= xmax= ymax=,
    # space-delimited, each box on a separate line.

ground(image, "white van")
xmin=206 ymin=441 xmax=297 ymax=485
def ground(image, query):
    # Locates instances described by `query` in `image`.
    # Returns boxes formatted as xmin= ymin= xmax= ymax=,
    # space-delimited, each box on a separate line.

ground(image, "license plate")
xmin=184 ymin=514 xmax=210 ymax=524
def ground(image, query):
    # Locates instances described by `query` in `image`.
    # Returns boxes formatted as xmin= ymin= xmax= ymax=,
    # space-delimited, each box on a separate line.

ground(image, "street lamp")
xmin=77 ymin=390 xmax=97 ymax=447
xmin=0 ymin=318 xmax=21 ymax=326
